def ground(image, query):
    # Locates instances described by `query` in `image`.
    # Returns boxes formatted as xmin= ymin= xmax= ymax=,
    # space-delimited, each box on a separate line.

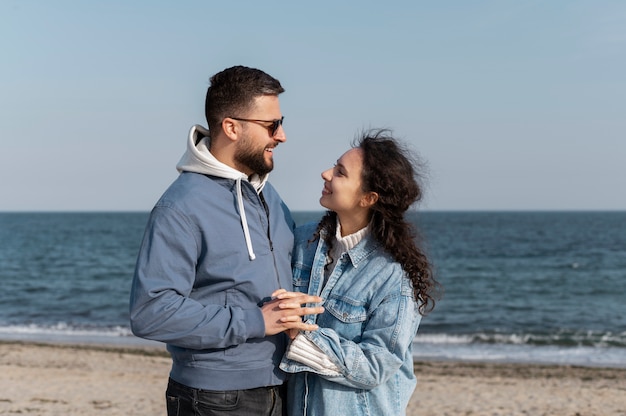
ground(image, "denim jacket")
xmin=280 ymin=222 xmax=421 ymax=416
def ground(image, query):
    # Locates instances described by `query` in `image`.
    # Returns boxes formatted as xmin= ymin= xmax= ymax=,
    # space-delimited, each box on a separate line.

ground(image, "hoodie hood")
xmin=176 ymin=125 xmax=268 ymax=191
xmin=176 ymin=124 xmax=268 ymax=260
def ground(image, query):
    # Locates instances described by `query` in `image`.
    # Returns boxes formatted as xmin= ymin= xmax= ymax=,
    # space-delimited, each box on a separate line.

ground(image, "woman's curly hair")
xmin=314 ymin=129 xmax=440 ymax=315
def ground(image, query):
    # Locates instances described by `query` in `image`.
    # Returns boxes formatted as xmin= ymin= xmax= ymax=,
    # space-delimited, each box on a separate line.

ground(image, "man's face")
xmin=234 ymin=95 xmax=286 ymax=176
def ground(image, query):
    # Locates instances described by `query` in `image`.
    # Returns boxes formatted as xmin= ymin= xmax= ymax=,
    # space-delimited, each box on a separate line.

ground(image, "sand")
xmin=0 ymin=342 xmax=625 ymax=415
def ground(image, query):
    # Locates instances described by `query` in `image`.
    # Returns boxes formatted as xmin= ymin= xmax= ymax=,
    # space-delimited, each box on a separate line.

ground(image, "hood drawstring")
xmin=236 ymin=177 xmax=256 ymax=261
xmin=177 ymin=125 xmax=266 ymax=262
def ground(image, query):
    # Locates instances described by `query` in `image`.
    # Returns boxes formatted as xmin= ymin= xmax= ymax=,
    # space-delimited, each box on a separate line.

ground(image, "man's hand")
xmin=261 ymin=290 xmax=324 ymax=336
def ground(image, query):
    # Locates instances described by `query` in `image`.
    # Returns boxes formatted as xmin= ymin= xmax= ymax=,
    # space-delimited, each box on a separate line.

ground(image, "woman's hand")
xmin=261 ymin=290 xmax=324 ymax=336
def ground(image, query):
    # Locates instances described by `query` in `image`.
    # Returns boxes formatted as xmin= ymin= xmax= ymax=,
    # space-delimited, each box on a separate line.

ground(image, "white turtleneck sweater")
xmin=324 ymin=220 xmax=370 ymax=282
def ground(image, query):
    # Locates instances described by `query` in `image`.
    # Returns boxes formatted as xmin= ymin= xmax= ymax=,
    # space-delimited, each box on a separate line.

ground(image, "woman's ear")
xmin=360 ymin=191 xmax=379 ymax=208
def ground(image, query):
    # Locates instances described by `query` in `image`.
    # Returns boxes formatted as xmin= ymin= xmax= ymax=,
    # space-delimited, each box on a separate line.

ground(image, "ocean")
xmin=1 ymin=211 xmax=624 ymax=368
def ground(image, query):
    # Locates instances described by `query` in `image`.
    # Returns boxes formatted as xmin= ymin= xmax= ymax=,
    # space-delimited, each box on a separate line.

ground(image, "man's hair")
xmin=205 ymin=66 xmax=285 ymax=136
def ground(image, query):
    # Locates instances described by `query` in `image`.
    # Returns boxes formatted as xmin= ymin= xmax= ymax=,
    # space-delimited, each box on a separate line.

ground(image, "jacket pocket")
xmin=319 ymin=295 xmax=368 ymax=342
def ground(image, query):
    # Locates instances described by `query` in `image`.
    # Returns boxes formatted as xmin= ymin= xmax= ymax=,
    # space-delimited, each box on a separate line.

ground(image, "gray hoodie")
xmin=130 ymin=125 xmax=295 ymax=390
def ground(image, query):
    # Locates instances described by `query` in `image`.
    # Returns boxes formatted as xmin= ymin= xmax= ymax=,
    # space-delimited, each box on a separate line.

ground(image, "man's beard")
xmin=235 ymin=136 xmax=274 ymax=176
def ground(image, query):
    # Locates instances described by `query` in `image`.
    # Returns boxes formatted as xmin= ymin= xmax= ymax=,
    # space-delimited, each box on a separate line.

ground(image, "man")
xmin=130 ymin=66 xmax=323 ymax=416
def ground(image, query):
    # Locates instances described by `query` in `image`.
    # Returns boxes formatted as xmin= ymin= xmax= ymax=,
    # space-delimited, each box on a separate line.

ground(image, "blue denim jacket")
xmin=280 ymin=222 xmax=421 ymax=416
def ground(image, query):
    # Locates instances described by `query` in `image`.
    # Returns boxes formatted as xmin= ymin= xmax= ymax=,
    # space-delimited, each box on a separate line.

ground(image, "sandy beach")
xmin=1 ymin=342 xmax=625 ymax=416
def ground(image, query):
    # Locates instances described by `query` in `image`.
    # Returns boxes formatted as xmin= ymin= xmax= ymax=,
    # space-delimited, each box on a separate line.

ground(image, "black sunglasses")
xmin=230 ymin=116 xmax=284 ymax=137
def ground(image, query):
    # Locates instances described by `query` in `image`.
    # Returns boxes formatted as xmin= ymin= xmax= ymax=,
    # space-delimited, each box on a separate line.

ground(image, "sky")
xmin=1 ymin=0 xmax=625 ymax=212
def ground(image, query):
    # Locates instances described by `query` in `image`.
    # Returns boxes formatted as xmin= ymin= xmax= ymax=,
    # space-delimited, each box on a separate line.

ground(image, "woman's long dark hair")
xmin=314 ymin=130 xmax=439 ymax=315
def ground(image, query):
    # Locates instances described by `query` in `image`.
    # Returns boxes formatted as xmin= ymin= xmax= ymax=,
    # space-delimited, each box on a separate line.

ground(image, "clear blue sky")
xmin=2 ymin=1 xmax=624 ymax=211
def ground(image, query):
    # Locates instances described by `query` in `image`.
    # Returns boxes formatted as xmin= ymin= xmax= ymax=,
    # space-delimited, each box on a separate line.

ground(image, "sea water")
xmin=1 ymin=211 xmax=624 ymax=367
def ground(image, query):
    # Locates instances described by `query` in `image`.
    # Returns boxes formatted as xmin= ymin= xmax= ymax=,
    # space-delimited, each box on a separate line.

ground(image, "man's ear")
xmin=360 ymin=191 xmax=379 ymax=208
xmin=221 ymin=118 xmax=239 ymax=142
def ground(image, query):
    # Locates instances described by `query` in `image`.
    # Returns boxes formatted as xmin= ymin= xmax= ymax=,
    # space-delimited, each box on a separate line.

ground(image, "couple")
xmin=129 ymin=66 xmax=438 ymax=416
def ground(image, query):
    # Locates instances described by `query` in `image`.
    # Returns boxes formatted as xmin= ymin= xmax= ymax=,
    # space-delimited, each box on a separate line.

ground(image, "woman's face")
xmin=320 ymin=148 xmax=369 ymax=216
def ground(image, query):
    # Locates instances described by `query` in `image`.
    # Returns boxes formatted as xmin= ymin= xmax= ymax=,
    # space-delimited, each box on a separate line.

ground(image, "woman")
xmin=278 ymin=130 xmax=439 ymax=415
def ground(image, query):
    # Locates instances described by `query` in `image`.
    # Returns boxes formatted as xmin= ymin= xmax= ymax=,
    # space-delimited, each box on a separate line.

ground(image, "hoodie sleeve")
xmin=129 ymin=205 xmax=266 ymax=349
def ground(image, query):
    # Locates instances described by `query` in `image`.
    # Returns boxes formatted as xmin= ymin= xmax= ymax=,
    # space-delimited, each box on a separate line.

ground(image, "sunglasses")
xmin=231 ymin=116 xmax=284 ymax=137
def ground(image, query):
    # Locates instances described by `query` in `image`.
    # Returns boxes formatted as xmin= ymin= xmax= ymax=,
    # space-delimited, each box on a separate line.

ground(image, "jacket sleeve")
xmin=281 ymin=279 xmax=421 ymax=389
xmin=129 ymin=205 xmax=266 ymax=349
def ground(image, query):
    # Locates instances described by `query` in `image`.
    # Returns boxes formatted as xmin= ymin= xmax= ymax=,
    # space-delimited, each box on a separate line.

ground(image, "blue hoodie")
xmin=130 ymin=125 xmax=295 ymax=390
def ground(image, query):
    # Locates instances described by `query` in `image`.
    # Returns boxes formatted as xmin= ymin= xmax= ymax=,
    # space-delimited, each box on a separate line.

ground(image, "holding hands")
xmin=261 ymin=289 xmax=324 ymax=337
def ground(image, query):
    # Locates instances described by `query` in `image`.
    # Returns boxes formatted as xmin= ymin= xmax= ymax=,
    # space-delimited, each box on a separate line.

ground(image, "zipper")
xmin=259 ymin=192 xmax=273 ymax=251
xmin=303 ymin=372 xmax=309 ymax=415
xmin=258 ymin=192 xmax=282 ymax=289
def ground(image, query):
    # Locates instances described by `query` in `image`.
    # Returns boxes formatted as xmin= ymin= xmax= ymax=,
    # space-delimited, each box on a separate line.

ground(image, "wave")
xmin=2 ymin=323 xmax=624 ymax=349
xmin=415 ymin=330 xmax=626 ymax=348
xmin=0 ymin=323 xmax=132 ymax=337
xmin=2 ymin=323 xmax=625 ymax=368
xmin=0 ymin=323 xmax=161 ymax=348
xmin=413 ymin=334 xmax=626 ymax=368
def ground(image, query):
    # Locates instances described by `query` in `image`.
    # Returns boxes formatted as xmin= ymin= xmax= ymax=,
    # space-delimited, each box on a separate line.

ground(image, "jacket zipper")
xmin=259 ymin=192 xmax=273 ymax=252
xmin=258 ymin=192 xmax=282 ymax=289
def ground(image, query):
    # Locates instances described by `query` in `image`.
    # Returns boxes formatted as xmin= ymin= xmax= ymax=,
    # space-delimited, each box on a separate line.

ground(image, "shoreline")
xmin=4 ymin=334 xmax=626 ymax=369
xmin=1 ymin=341 xmax=625 ymax=415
